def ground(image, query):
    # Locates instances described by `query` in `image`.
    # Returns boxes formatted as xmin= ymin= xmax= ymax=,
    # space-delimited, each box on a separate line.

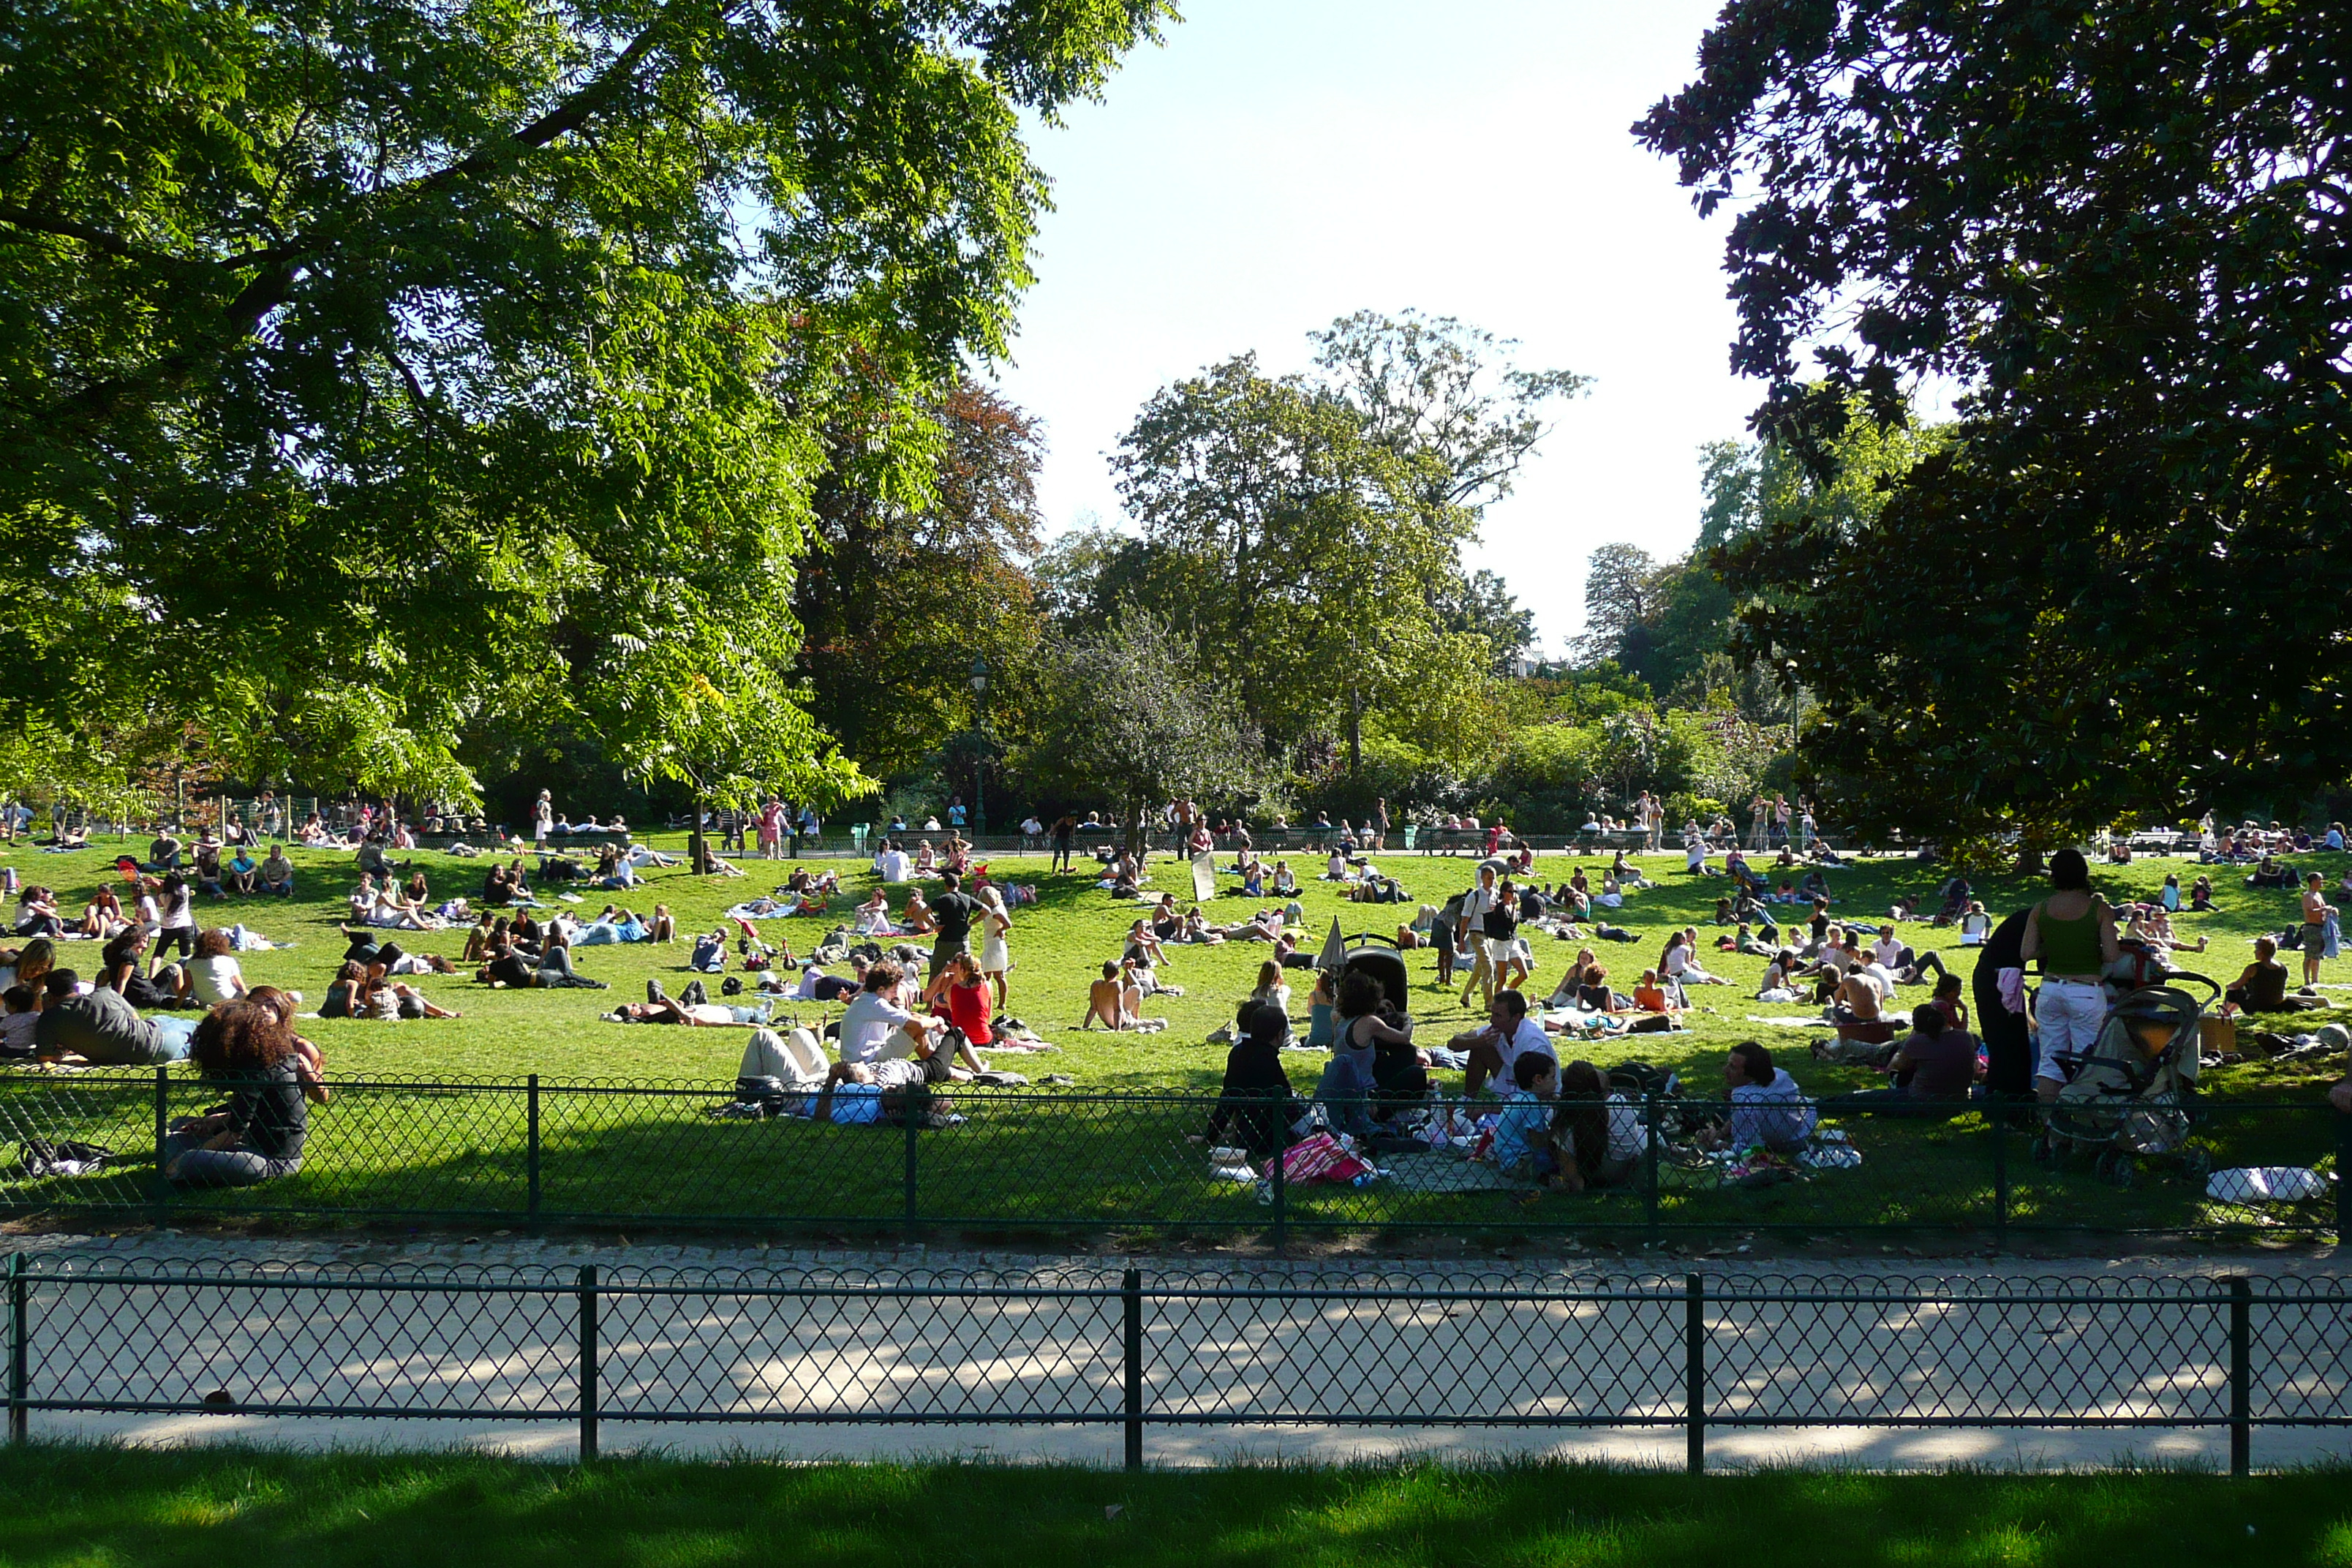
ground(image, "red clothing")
xmin=937 ymin=978 xmax=993 ymax=1045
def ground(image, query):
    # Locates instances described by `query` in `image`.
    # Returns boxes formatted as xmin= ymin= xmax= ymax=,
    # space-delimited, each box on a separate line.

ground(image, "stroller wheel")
xmin=2097 ymin=1150 xmax=2137 ymax=1190
xmin=2176 ymin=1147 xmax=2212 ymax=1182
xmin=2030 ymin=1135 xmax=2053 ymax=1166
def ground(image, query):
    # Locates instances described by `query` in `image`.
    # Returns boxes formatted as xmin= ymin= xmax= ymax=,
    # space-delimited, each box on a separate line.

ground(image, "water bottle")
xmin=1350 ymin=1170 xmax=1378 ymax=1188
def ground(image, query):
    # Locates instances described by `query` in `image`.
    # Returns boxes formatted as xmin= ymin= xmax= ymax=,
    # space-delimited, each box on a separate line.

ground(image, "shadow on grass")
xmin=0 ymin=1441 xmax=2345 ymax=1567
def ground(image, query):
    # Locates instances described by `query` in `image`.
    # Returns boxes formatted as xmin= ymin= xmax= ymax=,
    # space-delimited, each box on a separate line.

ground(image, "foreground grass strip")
xmin=0 ymin=1444 xmax=2342 ymax=1567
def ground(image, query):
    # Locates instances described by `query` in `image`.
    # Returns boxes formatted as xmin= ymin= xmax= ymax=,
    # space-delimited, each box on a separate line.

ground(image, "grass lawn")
xmin=3 ymin=832 xmax=2346 ymax=1236
xmin=0 ymin=1444 xmax=2345 ymax=1567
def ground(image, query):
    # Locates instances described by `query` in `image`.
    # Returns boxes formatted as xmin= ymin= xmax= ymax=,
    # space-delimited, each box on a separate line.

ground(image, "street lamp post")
xmin=968 ymin=656 xmax=989 ymax=842
xmin=1787 ymin=660 xmax=1801 ymax=752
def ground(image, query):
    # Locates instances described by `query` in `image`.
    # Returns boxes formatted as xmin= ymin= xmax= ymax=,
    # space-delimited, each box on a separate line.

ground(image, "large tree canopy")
xmin=1639 ymin=1 xmax=2352 ymax=844
xmin=0 ymin=0 xmax=1169 ymax=804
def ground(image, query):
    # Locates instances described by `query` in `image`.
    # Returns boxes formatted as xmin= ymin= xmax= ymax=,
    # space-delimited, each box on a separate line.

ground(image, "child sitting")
xmin=1489 ymin=1053 xmax=1564 ymax=1187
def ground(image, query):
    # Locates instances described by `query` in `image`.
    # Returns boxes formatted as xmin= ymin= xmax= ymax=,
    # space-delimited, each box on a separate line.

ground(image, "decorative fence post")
xmin=902 ymin=1116 xmax=921 ymax=1242
xmin=150 ymin=1066 xmax=170 ymax=1207
xmin=526 ymin=1075 xmax=542 ymax=1220
xmin=2228 ymin=1275 xmax=2253 ymax=1479
xmin=1122 ymin=1267 xmax=1145 ymax=1473
xmin=1990 ymin=1106 xmax=2008 ymax=1251
xmin=7 ymin=1252 xmax=26 ymax=1444
xmin=1684 ymin=1273 xmax=1706 ymax=1474
xmin=578 ymin=1264 xmax=600 ymax=1463
xmin=1645 ymin=1091 xmax=1663 ymax=1246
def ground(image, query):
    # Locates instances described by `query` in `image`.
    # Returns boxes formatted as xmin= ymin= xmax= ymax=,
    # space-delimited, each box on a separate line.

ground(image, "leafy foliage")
xmin=1014 ymin=614 xmax=1273 ymax=840
xmin=1639 ymin=0 xmax=2352 ymax=843
xmin=0 ymin=0 xmax=1171 ymax=802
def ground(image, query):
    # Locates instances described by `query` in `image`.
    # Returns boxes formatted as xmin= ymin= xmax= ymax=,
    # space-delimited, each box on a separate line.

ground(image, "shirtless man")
xmin=1081 ymin=960 xmax=1144 ymax=1030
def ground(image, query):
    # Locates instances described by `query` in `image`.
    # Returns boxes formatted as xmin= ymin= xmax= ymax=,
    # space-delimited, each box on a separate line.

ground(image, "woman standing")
xmin=976 ymin=888 xmax=1014 ymax=1009
xmin=2019 ymin=848 xmax=2120 ymax=1101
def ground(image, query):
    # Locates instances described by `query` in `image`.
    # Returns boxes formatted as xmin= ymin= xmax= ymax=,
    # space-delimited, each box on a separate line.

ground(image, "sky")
xmin=989 ymin=0 xmax=1757 ymax=657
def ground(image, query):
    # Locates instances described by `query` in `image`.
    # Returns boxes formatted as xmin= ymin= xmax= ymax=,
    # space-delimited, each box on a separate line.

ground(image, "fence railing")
xmin=6 ymin=1257 xmax=2346 ymax=1471
xmin=2 ymin=1074 xmax=2343 ymax=1241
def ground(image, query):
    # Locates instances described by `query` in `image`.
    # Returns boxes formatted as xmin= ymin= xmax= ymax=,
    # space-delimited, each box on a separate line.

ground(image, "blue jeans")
xmin=163 ymin=1127 xmax=299 ymax=1186
xmin=140 ymin=1015 xmax=197 ymax=1063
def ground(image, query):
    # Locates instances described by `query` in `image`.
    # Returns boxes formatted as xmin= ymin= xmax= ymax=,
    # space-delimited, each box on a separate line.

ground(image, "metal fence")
xmin=7 ymin=1257 xmax=2348 ymax=1472
xmin=2 ymin=1074 xmax=2343 ymax=1242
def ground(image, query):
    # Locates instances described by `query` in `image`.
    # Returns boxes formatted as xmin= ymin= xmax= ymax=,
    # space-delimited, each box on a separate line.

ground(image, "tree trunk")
xmin=689 ymin=790 xmax=709 ymax=873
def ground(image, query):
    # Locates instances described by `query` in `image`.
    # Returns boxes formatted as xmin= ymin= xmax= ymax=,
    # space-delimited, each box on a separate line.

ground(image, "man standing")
xmin=2302 ymin=872 xmax=2334 ymax=992
xmin=1748 ymin=793 xmax=1769 ymax=851
xmin=1640 ymin=791 xmax=1663 ymax=853
xmin=927 ymin=868 xmax=983 ymax=980
xmin=1455 ymin=862 xmax=1501 ymax=1008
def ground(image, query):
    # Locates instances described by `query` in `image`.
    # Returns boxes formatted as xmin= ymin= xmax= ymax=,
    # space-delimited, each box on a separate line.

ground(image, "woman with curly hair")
xmin=162 ymin=996 xmax=311 ymax=1187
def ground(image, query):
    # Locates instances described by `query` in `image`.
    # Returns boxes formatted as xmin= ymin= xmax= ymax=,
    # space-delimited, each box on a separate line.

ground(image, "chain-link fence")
xmin=7 ymin=1256 xmax=2348 ymax=1471
xmin=1 ymin=1073 xmax=2343 ymax=1241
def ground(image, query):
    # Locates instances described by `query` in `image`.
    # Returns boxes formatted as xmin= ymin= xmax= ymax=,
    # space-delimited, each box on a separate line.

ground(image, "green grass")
xmin=0 ymin=1444 xmax=2345 ymax=1567
xmin=4 ymin=833 xmax=2346 ymax=1235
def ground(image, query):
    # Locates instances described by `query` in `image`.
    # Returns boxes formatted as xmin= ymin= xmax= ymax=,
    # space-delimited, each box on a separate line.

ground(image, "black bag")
xmin=20 ymin=1139 xmax=113 ymax=1177
xmin=1481 ymin=905 xmax=1517 ymax=941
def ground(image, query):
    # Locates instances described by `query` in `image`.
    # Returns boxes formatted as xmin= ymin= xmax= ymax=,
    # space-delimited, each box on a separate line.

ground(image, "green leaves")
xmin=0 ymin=0 xmax=1168 ymax=802
xmin=1640 ymin=1 xmax=2352 ymax=840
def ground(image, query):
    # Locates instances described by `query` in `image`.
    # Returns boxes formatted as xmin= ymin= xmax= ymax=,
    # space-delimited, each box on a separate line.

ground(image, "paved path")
xmin=10 ymin=1233 xmax=2351 ymax=1471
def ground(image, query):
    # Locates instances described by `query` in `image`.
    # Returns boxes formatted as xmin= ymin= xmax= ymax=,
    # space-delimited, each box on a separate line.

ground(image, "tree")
xmin=1432 ymin=568 xmax=1537 ymax=671
xmin=1015 ymin=616 xmax=1272 ymax=851
xmin=1110 ymin=355 xmax=1456 ymax=769
xmin=0 ymin=0 xmax=1172 ymax=803
xmin=1309 ymin=310 xmax=1589 ymax=523
xmin=1573 ymin=543 xmax=1662 ymax=671
xmin=1638 ymin=1 xmax=2352 ymax=845
xmin=795 ymin=379 xmax=1046 ymax=782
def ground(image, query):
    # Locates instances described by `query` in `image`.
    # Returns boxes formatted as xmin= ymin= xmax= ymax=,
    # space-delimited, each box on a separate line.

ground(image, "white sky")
xmin=990 ymin=0 xmax=1757 ymax=656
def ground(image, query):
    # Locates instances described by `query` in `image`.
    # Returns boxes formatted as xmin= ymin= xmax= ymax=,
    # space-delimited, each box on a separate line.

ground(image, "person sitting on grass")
xmin=1079 ymin=960 xmax=1142 ymax=1031
xmin=162 ymin=997 xmax=309 ymax=1188
xmin=1490 ymin=1052 xmax=1567 ymax=1187
xmin=1554 ymin=1058 xmax=1643 ymax=1190
xmin=1826 ymin=1004 xmax=1979 ymax=1115
xmin=1452 ymin=989 xmax=1554 ymax=1101
xmin=2227 ymin=936 xmax=2323 ymax=1014
xmin=257 ymin=844 xmax=294 ymax=897
xmin=1199 ymin=1000 xmax=1303 ymax=1161
xmin=1696 ymin=1041 xmax=1817 ymax=1153
xmin=1632 ymin=969 xmax=1675 ymax=1014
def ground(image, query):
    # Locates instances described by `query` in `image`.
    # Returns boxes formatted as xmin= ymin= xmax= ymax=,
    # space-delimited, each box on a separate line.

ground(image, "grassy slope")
xmin=0 ymin=1444 xmax=2343 ymax=1567
xmin=4 ymin=834 xmax=2345 ymax=1232
xmin=9 ymin=832 xmax=2341 ymax=1090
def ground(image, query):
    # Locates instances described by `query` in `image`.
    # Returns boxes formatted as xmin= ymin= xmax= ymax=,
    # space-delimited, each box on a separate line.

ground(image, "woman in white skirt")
xmin=977 ymin=888 xmax=1014 ymax=1009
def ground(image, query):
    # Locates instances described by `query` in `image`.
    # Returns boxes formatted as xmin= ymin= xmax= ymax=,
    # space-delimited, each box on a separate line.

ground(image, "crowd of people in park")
xmin=9 ymin=785 xmax=2352 ymax=1203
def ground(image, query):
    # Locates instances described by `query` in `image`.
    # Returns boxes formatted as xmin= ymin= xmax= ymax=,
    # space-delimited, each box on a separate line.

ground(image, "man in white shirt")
xmin=835 ymin=961 xmax=935 ymax=1064
xmin=1455 ymin=864 xmax=1500 ymax=1006
xmin=1450 ymin=989 xmax=1555 ymax=1100
xmin=1870 ymin=926 xmax=1907 ymax=971
xmin=876 ymin=844 xmax=912 ymax=883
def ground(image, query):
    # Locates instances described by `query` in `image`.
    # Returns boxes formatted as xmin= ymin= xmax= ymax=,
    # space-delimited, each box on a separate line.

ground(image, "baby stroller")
xmin=2035 ymin=973 xmax=2215 ymax=1188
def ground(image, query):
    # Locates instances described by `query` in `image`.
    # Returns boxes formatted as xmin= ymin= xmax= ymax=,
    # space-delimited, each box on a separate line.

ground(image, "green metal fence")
xmin=1 ymin=1072 xmax=2342 ymax=1242
xmin=7 ymin=1257 xmax=2349 ymax=1472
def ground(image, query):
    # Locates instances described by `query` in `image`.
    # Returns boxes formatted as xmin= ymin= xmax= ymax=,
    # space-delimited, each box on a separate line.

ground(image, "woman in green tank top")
xmin=2020 ymin=848 xmax=2119 ymax=1101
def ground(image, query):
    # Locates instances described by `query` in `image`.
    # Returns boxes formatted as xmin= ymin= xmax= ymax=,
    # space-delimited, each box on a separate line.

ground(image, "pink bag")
xmin=1269 ymin=1132 xmax=1373 ymax=1186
